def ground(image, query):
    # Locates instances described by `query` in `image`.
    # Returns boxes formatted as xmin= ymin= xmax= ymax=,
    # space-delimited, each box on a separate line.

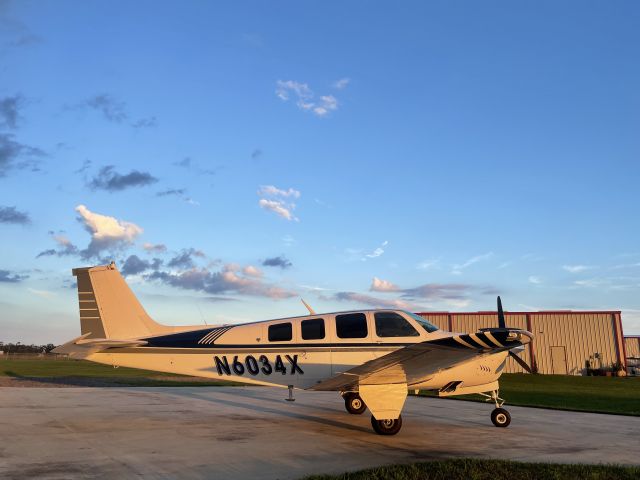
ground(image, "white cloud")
xmin=365 ymin=240 xmax=388 ymax=259
xmin=370 ymin=276 xmax=399 ymax=292
xmin=313 ymin=95 xmax=338 ymax=117
xmin=528 ymin=276 xmax=542 ymax=284
xmin=452 ymin=252 xmax=493 ymax=274
xmin=75 ymin=204 xmax=143 ymax=258
xmin=259 ymin=199 xmax=297 ymax=221
xmin=76 ymin=204 xmax=142 ymax=243
xmin=563 ymin=265 xmax=595 ymax=273
xmin=276 ymin=80 xmax=341 ymax=117
xmin=257 ymin=185 xmax=300 ymax=221
xmin=332 ymin=78 xmax=350 ymax=90
xmin=258 ymin=185 xmax=301 ymax=198
xmin=275 ymin=80 xmax=312 ymax=102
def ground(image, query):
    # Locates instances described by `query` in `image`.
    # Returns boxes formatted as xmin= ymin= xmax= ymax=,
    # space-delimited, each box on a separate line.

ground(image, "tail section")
xmin=74 ymin=262 xmax=173 ymax=340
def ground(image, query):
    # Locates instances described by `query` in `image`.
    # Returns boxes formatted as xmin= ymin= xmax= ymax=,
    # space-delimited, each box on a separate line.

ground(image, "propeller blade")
xmin=509 ymin=351 xmax=533 ymax=374
xmin=497 ymin=296 xmax=505 ymax=329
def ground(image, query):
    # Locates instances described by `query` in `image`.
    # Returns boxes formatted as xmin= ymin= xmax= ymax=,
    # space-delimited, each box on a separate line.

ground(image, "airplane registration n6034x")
xmin=55 ymin=263 xmax=534 ymax=436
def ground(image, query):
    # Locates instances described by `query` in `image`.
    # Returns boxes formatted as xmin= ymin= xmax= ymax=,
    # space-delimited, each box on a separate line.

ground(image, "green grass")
xmin=0 ymin=357 xmax=239 ymax=386
xmin=304 ymin=459 xmax=640 ymax=480
xmin=416 ymin=373 xmax=640 ymax=416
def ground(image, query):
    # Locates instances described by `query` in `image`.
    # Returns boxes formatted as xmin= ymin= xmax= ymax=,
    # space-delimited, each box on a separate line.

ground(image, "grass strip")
xmin=415 ymin=373 xmax=640 ymax=416
xmin=304 ymin=458 xmax=640 ymax=480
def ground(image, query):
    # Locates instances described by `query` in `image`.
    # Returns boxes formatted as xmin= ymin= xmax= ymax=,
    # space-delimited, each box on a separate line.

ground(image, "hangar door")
xmin=550 ymin=346 xmax=568 ymax=375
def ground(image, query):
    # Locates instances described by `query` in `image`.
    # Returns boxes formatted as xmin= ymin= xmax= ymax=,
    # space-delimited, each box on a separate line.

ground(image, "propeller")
xmin=497 ymin=296 xmax=505 ymax=329
xmin=495 ymin=296 xmax=535 ymax=374
xmin=508 ymin=351 xmax=533 ymax=373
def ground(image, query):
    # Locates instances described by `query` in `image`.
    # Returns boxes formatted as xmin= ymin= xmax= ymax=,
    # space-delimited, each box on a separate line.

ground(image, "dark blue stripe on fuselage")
xmin=141 ymin=328 xmax=523 ymax=350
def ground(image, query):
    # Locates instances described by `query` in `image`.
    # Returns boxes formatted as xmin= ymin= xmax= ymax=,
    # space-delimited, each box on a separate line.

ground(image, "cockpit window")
xmin=374 ymin=312 xmax=420 ymax=337
xmin=404 ymin=311 xmax=439 ymax=333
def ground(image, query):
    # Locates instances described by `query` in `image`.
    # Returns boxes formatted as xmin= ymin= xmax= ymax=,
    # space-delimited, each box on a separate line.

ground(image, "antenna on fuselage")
xmin=301 ymin=298 xmax=316 ymax=315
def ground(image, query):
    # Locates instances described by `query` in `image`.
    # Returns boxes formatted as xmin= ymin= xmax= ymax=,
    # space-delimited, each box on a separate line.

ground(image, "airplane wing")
xmin=309 ymin=329 xmax=529 ymax=392
xmin=52 ymin=333 xmax=148 ymax=359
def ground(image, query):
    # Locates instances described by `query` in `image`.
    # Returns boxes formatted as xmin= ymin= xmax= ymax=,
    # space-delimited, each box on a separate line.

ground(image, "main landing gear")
xmin=342 ymin=392 xmax=367 ymax=415
xmin=371 ymin=415 xmax=402 ymax=435
xmin=481 ymin=389 xmax=511 ymax=428
xmin=341 ymin=392 xmax=402 ymax=435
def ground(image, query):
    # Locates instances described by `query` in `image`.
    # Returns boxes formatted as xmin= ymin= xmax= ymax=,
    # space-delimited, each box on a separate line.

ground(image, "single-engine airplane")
xmin=55 ymin=263 xmax=534 ymax=435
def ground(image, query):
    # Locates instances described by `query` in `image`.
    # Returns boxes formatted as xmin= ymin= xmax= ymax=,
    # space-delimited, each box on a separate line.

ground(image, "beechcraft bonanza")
xmin=55 ymin=263 xmax=535 ymax=435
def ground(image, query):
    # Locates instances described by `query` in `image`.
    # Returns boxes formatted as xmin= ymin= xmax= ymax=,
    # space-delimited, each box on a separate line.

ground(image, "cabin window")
xmin=268 ymin=322 xmax=292 ymax=342
xmin=374 ymin=312 xmax=420 ymax=337
xmin=301 ymin=318 xmax=325 ymax=340
xmin=336 ymin=313 xmax=368 ymax=339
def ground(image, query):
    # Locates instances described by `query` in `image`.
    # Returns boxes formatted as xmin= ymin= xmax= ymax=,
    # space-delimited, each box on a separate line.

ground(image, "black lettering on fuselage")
xmin=213 ymin=354 xmax=304 ymax=376
xmin=214 ymin=355 xmax=231 ymax=375
xmin=286 ymin=354 xmax=303 ymax=374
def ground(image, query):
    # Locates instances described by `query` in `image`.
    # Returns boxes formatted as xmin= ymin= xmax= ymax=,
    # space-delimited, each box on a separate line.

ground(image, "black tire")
xmin=344 ymin=393 xmax=367 ymax=415
xmin=371 ymin=415 xmax=402 ymax=435
xmin=491 ymin=408 xmax=511 ymax=428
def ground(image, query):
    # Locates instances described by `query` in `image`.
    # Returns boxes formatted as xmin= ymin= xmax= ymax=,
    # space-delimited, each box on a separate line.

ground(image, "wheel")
xmin=371 ymin=415 xmax=402 ymax=435
xmin=344 ymin=393 xmax=367 ymax=415
xmin=491 ymin=408 xmax=511 ymax=428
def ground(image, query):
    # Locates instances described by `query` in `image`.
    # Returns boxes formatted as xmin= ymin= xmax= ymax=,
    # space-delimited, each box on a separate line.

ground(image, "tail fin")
xmin=73 ymin=262 xmax=172 ymax=340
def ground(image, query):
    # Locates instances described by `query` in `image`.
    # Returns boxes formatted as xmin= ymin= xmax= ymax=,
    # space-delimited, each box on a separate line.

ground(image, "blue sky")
xmin=1 ymin=0 xmax=639 ymax=344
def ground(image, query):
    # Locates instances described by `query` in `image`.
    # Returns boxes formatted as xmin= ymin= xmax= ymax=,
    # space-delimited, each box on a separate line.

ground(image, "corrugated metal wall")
xmin=529 ymin=313 xmax=619 ymax=375
xmin=625 ymin=337 xmax=640 ymax=359
xmin=417 ymin=311 xmax=623 ymax=375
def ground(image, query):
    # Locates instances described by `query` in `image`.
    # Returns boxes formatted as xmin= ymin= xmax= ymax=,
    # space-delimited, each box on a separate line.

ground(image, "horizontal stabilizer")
xmin=53 ymin=333 xmax=147 ymax=359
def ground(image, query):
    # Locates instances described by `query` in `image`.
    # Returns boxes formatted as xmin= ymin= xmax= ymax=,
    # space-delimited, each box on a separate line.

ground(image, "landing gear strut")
xmin=342 ymin=392 xmax=367 ymax=415
xmin=481 ymin=389 xmax=511 ymax=428
xmin=371 ymin=415 xmax=402 ymax=435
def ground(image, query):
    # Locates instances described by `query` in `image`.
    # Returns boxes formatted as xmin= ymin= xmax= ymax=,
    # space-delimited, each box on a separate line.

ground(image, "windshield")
xmin=404 ymin=311 xmax=439 ymax=333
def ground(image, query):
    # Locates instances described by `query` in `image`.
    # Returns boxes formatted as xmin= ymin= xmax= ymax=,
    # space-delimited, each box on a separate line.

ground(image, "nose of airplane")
xmin=505 ymin=329 xmax=534 ymax=345
xmin=478 ymin=327 xmax=534 ymax=347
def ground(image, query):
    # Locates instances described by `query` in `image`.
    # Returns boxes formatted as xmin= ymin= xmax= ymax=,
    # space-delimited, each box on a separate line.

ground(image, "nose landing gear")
xmin=491 ymin=407 xmax=511 ymax=427
xmin=481 ymin=389 xmax=511 ymax=428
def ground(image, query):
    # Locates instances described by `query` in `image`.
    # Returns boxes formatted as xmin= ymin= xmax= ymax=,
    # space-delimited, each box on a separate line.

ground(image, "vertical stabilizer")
xmin=73 ymin=263 xmax=172 ymax=340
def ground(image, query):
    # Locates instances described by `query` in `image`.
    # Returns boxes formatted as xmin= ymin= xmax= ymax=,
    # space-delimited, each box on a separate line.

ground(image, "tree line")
xmin=0 ymin=342 xmax=57 ymax=354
